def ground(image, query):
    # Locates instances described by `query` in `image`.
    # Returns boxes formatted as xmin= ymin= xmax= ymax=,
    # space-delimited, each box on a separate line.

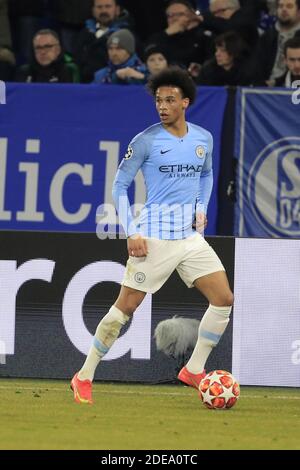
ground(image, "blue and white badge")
xmin=248 ymin=137 xmax=300 ymax=237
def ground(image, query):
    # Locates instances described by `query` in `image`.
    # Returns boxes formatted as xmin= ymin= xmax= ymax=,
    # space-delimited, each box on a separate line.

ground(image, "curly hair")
xmin=284 ymin=35 xmax=300 ymax=55
xmin=146 ymin=66 xmax=197 ymax=105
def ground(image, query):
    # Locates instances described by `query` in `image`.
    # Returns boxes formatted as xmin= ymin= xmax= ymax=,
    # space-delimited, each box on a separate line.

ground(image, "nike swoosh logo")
xmin=160 ymin=149 xmax=172 ymax=154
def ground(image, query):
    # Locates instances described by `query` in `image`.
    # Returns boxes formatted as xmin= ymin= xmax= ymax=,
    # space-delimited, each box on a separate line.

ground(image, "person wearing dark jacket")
xmin=196 ymin=0 xmax=259 ymax=47
xmin=197 ymin=31 xmax=256 ymax=85
xmin=74 ymin=0 xmax=136 ymax=83
xmin=255 ymin=0 xmax=300 ymax=83
xmin=272 ymin=35 xmax=300 ymax=86
xmin=15 ymin=29 xmax=80 ymax=83
xmin=146 ymin=0 xmax=213 ymax=69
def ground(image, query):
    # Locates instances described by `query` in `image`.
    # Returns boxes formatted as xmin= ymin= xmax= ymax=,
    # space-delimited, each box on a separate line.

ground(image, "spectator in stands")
xmin=93 ymin=29 xmax=146 ymax=84
xmin=8 ymin=0 xmax=44 ymax=64
xmin=75 ymin=0 xmax=136 ymax=83
xmin=144 ymin=44 xmax=170 ymax=77
xmin=51 ymin=0 xmax=93 ymax=55
xmin=94 ymin=41 xmax=169 ymax=85
xmin=196 ymin=31 xmax=256 ymax=85
xmin=196 ymin=0 xmax=259 ymax=47
xmin=146 ymin=0 xmax=213 ymax=69
xmin=269 ymin=35 xmax=300 ymax=85
xmin=256 ymin=0 xmax=300 ymax=82
xmin=15 ymin=29 xmax=80 ymax=83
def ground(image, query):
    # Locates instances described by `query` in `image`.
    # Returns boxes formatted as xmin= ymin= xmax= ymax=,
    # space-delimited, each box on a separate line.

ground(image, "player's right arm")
xmin=112 ymin=135 xmax=148 ymax=257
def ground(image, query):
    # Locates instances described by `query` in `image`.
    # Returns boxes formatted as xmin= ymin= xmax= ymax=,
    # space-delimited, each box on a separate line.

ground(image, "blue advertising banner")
xmin=235 ymin=87 xmax=300 ymax=238
xmin=0 ymin=84 xmax=227 ymax=234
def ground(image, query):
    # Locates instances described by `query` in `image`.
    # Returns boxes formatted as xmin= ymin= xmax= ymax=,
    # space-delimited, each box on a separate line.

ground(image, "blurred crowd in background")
xmin=0 ymin=0 xmax=300 ymax=87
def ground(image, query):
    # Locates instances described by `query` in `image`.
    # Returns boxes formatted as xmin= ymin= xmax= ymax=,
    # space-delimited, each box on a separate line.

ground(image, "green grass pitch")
xmin=0 ymin=378 xmax=299 ymax=450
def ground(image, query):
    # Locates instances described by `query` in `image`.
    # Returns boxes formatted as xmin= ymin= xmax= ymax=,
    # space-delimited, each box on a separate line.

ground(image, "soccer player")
xmin=71 ymin=66 xmax=233 ymax=404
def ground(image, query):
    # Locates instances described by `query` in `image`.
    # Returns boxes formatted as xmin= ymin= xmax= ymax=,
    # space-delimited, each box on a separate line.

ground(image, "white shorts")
xmin=122 ymin=233 xmax=225 ymax=293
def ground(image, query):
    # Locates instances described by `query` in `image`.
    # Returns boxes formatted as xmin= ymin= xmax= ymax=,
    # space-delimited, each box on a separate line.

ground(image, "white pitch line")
xmin=0 ymin=385 xmax=299 ymax=400
xmin=1 ymin=386 xmax=186 ymax=396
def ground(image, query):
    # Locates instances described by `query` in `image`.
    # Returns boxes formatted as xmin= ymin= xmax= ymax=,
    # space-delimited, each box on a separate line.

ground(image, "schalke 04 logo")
xmin=248 ymin=137 xmax=300 ymax=237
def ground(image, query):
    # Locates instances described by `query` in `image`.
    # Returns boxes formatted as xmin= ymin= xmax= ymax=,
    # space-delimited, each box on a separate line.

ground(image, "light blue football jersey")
xmin=112 ymin=121 xmax=213 ymax=239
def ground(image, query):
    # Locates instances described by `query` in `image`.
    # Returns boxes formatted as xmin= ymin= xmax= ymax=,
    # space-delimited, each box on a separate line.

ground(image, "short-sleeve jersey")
xmin=112 ymin=121 xmax=213 ymax=239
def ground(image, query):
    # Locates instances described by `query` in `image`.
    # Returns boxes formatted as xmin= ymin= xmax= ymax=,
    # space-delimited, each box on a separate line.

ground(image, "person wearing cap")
xmin=75 ymin=0 xmax=137 ymax=83
xmin=93 ymin=29 xmax=147 ymax=84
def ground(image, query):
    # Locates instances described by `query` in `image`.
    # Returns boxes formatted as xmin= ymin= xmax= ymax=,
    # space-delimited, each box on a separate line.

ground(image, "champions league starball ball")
xmin=199 ymin=370 xmax=240 ymax=409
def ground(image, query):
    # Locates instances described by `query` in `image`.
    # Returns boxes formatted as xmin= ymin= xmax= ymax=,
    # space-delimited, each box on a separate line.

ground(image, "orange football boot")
xmin=70 ymin=372 xmax=93 ymax=404
xmin=178 ymin=366 xmax=206 ymax=390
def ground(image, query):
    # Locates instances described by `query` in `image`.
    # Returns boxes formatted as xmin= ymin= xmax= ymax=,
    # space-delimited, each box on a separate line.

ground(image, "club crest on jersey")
xmin=134 ymin=272 xmax=146 ymax=283
xmin=195 ymin=145 xmax=205 ymax=159
xmin=124 ymin=145 xmax=133 ymax=160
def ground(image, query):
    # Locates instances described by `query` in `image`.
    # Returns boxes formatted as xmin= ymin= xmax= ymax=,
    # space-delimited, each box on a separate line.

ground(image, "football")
xmin=199 ymin=370 xmax=240 ymax=410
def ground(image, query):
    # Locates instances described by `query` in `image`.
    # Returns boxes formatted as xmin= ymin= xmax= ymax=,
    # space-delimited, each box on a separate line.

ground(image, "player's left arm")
xmin=195 ymin=133 xmax=213 ymax=232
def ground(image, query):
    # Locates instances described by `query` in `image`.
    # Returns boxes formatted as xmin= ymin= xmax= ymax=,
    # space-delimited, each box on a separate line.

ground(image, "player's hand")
xmin=127 ymin=234 xmax=148 ymax=258
xmin=193 ymin=212 xmax=207 ymax=234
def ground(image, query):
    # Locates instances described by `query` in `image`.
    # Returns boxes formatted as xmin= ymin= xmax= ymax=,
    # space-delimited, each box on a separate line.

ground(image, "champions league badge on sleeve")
xmin=124 ymin=145 xmax=133 ymax=160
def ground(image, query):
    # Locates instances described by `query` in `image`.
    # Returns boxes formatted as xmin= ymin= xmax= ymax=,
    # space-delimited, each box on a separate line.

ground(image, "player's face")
xmin=155 ymin=86 xmax=189 ymax=126
xmin=285 ymin=47 xmax=300 ymax=77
